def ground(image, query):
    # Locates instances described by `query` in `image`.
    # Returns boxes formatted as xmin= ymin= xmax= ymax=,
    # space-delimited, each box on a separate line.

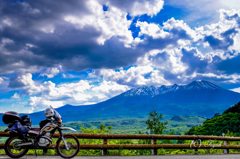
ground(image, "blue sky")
xmin=1 ymin=0 xmax=240 ymax=113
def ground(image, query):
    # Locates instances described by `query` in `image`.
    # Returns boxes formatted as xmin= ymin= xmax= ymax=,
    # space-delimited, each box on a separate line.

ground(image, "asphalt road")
xmin=1 ymin=154 xmax=240 ymax=159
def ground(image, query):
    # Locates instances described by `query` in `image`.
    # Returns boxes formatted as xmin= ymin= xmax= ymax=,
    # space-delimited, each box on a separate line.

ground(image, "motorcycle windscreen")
xmin=50 ymin=105 xmax=62 ymax=120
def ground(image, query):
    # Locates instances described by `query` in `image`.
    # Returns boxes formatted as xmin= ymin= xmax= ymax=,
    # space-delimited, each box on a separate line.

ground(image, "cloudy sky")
xmin=1 ymin=0 xmax=240 ymax=113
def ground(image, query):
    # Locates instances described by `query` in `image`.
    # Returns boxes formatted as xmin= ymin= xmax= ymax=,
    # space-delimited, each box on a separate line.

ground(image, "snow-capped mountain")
xmin=123 ymin=85 xmax=159 ymax=96
xmin=123 ymin=80 xmax=222 ymax=97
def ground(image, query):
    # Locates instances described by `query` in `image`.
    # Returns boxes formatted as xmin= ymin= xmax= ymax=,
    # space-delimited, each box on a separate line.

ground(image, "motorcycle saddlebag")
xmin=2 ymin=111 xmax=20 ymax=124
xmin=10 ymin=121 xmax=29 ymax=135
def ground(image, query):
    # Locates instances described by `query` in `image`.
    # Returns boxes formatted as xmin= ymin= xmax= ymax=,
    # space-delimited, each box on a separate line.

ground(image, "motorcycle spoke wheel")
xmin=57 ymin=135 xmax=80 ymax=158
xmin=4 ymin=136 xmax=29 ymax=158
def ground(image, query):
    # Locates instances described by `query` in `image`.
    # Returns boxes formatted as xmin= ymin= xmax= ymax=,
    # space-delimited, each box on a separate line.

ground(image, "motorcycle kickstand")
xmin=33 ymin=142 xmax=38 ymax=157
xmin=34 ymin=147 xmax=38 ymax=157
xmin=34 ymin=148 xmax=37 ymax=157
xmin=43 ymin=148 xmax=48 ymax=155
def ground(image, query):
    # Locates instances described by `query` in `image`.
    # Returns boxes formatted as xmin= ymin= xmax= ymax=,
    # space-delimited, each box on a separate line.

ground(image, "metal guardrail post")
xmin=152 ymin=139 xmax=157 ymax=155
xmin=222 ymin=133 xmax=229 ymax=154
xmin=194 ymin=140 xmax=198 ymax=152
xmin=224 ymin=140 xmax=229 ymax=154
xmin=102 ymin=139 xmax=108 ymax=155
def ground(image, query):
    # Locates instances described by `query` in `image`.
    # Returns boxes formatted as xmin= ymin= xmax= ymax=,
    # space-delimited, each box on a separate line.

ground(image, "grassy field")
xmin=63 ymin=115 xmax=207 ymax=134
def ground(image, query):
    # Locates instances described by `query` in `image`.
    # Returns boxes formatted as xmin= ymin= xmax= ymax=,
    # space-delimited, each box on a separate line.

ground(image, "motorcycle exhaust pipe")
xmin=17 ymin=142 xmax=33 ymax=147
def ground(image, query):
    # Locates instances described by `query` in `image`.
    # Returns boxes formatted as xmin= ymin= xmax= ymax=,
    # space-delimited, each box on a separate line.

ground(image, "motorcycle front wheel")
xmin=56 ymin=135 xmax=80 ymax=158
xmin=4 ymin=136 xmax=29 ymax=158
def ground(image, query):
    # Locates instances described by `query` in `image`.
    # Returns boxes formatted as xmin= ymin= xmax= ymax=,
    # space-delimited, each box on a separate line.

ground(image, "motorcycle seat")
xmin=28 ymin=127 xmax=40 ymax=135
xmin=29 ymin=127 xmax=41 ymax=131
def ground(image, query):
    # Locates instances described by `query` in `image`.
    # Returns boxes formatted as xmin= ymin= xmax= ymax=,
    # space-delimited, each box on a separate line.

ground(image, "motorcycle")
xmin=2 ymin=106 xmax=80 ymax=158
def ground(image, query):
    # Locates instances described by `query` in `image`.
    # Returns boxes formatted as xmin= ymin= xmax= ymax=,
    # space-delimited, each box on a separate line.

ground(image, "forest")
xmin=186 ymin=101 xmax=240 ymax=136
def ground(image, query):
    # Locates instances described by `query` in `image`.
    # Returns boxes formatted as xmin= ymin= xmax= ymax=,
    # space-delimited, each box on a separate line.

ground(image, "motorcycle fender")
xmin=61 ymin=127 xmax=76 ymax=131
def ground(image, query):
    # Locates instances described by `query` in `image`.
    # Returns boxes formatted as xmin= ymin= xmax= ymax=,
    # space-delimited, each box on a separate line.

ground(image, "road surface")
xmin=0 ymin=154 xmax=240 ymax=159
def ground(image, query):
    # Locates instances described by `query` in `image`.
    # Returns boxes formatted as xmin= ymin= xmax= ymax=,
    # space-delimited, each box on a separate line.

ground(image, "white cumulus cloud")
xmin=22 ymin=79 xmax=130 ymax=112
xmin=11 ymin=92 xmax=20 ymax=99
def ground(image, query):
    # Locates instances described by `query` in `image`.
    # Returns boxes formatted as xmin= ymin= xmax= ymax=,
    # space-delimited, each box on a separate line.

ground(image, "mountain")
xmin=1 ymin=80 xmax=240 ymax=126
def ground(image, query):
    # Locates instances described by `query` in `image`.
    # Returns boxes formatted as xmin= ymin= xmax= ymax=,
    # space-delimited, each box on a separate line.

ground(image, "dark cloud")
xmin=204 ymin=28 xmax=238 ymax=51
xmin=62 ymin=37 xmax=146 ymax=70
xmin=163 ymin=71 xmax=178 ymax=81
xmin=0 ymin=0 xmax=194 ymax=75
xmin=0 ymin=0 xmax=145 ymax=73
xmin=8 ymin=73 xmax=32 ymax=88
xmin=149 ymin=52 xmax=170 ymax=63
xmin=178 ymin=47 xmax=240 ymax=83
xmin=181 ymin=48 xmax=208 ymax=75
xmin=148 ymin=52 xmax=173 ymax=73
xmin=2 ymin=0 xmax=240 ymax=89
xmin=138 ymin=28 xmax=192 ymax=51
xmin=9 ymin=79 xmax=26 ymax=88
xmin=215 ymin=53 xmax=240 ymax=74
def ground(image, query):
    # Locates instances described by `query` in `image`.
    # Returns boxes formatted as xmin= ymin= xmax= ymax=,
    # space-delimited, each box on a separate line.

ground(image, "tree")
xmin=146 ymin=110 xmax=168 ymax=134
xmin=223 ymin=101 xmax=240 ymax=114
xmin=213 ymin=113 xmax=220 ymax=118
xmin=100 ymin=124 xmax=106 ymax=130
xmin=99 ymin=124 xmax=112 ymax=133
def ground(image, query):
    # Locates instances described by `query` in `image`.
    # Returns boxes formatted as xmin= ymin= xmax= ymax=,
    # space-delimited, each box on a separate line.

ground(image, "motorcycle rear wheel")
xmin=57 ymin=135 xmax=80 ymax=158
xmin=4 ymin=136 xmax=29 ymax=158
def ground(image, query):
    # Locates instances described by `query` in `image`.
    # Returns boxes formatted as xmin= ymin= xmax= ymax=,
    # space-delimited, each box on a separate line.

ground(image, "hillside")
xmin=186 ymin=101 xmax=240 ymax=136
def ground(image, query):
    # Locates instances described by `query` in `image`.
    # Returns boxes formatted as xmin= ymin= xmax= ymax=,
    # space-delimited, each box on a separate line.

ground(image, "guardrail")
xmin=0 ymin=131 xmax=238 ymax=155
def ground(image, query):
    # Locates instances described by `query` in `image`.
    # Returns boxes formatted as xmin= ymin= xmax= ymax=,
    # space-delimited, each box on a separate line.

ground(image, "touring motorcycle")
xmin=2 ymin=106 xmax=80 ymax=158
